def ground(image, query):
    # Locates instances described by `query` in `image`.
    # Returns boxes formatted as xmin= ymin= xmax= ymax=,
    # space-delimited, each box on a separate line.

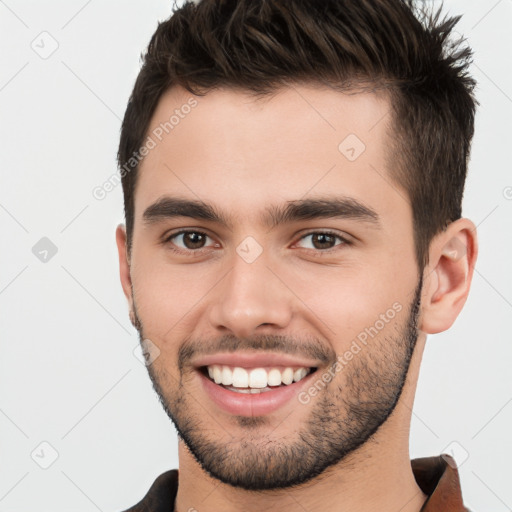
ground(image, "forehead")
xmin=134 ymin=83 xmax=407 ymax=228
xmin=146 ymin=83 xmax=392 ymax=156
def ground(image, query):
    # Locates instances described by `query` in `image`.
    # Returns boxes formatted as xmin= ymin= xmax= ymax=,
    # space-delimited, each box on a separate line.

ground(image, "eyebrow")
xmin=142 ymin=195 xmax=380 ymax=231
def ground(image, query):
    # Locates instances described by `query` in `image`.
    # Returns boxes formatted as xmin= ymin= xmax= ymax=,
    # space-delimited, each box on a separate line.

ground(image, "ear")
xmin=115 ymin=224 xmax=134 ymax=317
xmin=420 ymin=218 xmax=478 ymax=334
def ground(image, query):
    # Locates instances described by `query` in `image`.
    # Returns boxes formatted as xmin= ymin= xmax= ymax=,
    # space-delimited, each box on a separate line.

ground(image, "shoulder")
xmin=120 ymin=469 xmax=179 ymax=512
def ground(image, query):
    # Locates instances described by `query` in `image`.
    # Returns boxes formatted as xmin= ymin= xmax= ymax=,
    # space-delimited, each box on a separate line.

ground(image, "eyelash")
xmin=162 ymin=229 xmax=351 ymax=256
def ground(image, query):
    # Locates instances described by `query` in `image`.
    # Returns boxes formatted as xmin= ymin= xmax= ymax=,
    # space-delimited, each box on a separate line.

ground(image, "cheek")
xmin=288 ymin=260 xmax=412 ymax=345
xmin=131 ymin=256 xmax=218 ymax=337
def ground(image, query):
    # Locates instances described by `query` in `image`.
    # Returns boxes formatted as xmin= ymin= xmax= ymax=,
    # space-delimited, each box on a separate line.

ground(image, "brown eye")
xmin=296 ymin=231 xmax=348 ymax=251
xmin=180 ymin=232 xmax=207 ymax=249
xmin=165 ymin=230 xmax=214 ymax=252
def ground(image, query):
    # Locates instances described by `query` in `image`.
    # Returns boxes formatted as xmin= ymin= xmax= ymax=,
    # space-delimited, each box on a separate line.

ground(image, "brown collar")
xmin=412 ymin=454 xmax=469 ymax=511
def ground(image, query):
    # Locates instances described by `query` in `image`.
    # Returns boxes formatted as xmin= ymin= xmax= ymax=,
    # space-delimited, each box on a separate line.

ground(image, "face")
xmin=120 ymin=84 xmax=423 ymax=490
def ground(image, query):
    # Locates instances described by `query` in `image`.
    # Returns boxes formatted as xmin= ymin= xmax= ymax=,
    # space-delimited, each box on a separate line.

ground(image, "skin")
xmin=116 ymin=83 xmax=478 ymax=512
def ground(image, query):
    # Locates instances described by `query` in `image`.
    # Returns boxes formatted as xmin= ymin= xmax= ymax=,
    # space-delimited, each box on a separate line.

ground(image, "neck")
xmin=175 ymin=336 xmax=428 ymax=512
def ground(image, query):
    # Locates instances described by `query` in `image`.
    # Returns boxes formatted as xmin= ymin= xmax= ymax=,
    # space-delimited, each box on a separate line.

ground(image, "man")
xmin=115 ymin=0 xmax=478 ymax=510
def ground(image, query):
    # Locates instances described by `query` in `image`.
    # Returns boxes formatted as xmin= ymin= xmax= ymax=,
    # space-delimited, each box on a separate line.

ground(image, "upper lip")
xmin=192 ymin=352 xmax=321 ymax=369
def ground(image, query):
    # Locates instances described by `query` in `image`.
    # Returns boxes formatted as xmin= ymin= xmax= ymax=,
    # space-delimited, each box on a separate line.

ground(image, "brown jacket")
xmin=122 ymin=454 xmax=470 ymax=511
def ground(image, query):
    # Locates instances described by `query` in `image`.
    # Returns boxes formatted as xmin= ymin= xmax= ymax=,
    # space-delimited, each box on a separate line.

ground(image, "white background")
xmin=0 ymin=1 xmax=511 ymax=510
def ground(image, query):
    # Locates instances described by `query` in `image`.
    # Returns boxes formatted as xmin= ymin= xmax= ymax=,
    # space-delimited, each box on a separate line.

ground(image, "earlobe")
xmin=420 ymin=218 xmax=478 ymax=334
xmin=115 ymin=224 xmax=133 ymax=310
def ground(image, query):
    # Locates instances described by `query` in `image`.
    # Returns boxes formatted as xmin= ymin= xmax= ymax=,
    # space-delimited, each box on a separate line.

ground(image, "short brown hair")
xmin=118 ymin=0 xmax=477 ymax=269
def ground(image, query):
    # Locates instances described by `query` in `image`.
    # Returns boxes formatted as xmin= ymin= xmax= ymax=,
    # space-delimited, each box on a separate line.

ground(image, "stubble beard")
xmin=133 ymin=278 xmax=423 ymax=491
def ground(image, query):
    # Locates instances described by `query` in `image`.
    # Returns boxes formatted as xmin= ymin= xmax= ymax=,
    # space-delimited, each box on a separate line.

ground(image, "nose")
xmin=207 ymin=248 xmax=293 ymax=338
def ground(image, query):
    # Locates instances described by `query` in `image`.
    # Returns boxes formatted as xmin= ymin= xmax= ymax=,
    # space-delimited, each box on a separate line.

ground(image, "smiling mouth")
xmin=198 ymin=365 xmax=318 ymax=393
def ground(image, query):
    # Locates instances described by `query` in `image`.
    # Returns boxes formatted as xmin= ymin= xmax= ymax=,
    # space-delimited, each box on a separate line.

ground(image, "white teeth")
xmin=231 ymin=386 xmax=251 ymax=394
xmin=232 ymin=367 xmax=249 ymax=388
xmin=281 ymin=367 xmax=294 ymax=385
xmin=212 ymin=365 xmax=222 ymax=384
xmin=225 ymin=385 xmax=273 ymax=394
xmin=205 ymin=365 xmax=312 ymax=389
xmin=293 ymin=368 xmax=308 ymax=382
xmin=221 ymin=366 xmax=233 ymax=386
xmin=248 ymin=368 xmax=267 ymax=388
xmin=267 ymin=368 xmax=282 ymax=386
